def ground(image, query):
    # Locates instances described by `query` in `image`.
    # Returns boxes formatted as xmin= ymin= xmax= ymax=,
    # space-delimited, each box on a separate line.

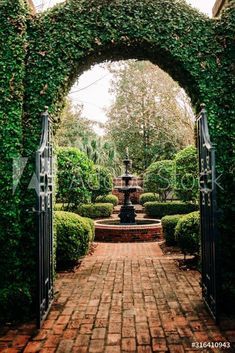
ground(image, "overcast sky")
xmin=33 ymin=0 xmax=216 ymax=16
xmin=32 ymin=0 xmax=216 ymax=133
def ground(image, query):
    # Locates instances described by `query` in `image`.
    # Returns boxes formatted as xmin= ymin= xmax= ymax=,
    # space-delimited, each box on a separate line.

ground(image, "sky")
xmin=32 ymin=0 xmax=216 ymax=133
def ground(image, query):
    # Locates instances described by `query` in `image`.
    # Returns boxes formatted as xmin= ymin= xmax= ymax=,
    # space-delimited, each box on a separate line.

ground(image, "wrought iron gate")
xmin=197 ymin=104 xmax=219 ymax=322
xmin=36 ymin=109 xmax=53 ymax=328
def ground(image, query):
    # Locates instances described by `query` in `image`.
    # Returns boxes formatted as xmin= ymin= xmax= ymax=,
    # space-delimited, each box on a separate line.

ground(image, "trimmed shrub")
xmin=56 ymin=147 xmax=95 ymax=207
xmin=144 ymin=201 xmax=198 ymax=218
xmin=143 ymin=160 xmax=175 ymax=201
xmin=78 ymin=203 xmax=114 ymax=219
xmin=175 ymin=211 xmax=200 ymax=256
xmin=54 ymin=211 xmax=92 ymax=269
xmin=161 ymin=214 xmax=185 ymax=245
xmin=140 ymin=193 xmax=159 ymax=205
xmin=91 ymin=165 xmax=113 ymax=202
xmin=175 ymin=146 xmax=198 ymax=202
xmin=96 ymin=194 xmax=118 ymax=206
xmin=83 ymin=217 xmax=95 ymax=242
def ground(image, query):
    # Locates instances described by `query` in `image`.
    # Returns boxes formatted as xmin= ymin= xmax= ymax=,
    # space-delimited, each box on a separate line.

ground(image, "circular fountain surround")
xmin=95 ymin=219 xmax=162 ymax=242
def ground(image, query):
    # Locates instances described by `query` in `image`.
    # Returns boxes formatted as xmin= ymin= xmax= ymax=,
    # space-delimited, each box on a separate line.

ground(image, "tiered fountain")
xmin=118 ymin=148 xmax=139 ymax=224
xmin=95 ymin=148 xmax=162 ymax=242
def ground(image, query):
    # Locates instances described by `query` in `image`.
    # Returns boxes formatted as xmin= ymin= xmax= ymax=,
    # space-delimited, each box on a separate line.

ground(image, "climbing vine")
xmin=0 ymin=0 xmax=234 ymax=321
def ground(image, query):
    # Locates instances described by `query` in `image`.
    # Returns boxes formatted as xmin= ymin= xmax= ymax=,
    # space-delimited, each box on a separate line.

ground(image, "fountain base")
xmin=119 ymin=205 xmax=136 ymax=224
xmin=95 ymin=219 xmax=162 ymax=242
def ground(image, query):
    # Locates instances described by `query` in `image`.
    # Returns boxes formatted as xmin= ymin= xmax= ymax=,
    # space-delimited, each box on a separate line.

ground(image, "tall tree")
xmin=54 ymin=98 xmax=95 ymax=148
xmin=55 ymin=99 xmax=121 ymax=175
xmin=105 ymin=60 xmax=195 ymax=173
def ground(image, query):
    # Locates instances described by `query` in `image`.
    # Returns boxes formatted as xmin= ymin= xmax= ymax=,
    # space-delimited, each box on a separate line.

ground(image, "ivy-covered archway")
xmin=0 ymin=0 xmax=234 ymax=321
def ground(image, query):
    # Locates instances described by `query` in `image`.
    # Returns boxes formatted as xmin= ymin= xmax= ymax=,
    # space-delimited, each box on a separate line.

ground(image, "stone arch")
xmin=17 ymin=0 xmax=235 ymax=317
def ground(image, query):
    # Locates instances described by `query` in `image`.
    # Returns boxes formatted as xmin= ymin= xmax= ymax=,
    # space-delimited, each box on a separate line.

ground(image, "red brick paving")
xmin=1 ymin=242 xmax=234 ymax=353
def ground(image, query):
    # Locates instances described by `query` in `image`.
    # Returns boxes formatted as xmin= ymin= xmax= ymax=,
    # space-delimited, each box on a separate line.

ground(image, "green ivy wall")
xmin=0 ymin=0 xmax=234 ymax=321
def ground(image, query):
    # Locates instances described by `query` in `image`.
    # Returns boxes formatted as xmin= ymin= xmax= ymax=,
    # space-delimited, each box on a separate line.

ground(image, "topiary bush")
xmin=56 ymin=147 xmax=96 ymax=207
xmin=161 ymin=214 xmax=186 ymax=245
xmin=140 ymin=193 xmax=159 ymax=205
xmin=91 ymin=165 xmax=113 ymax=202
xmin=96 ymin=194 xmax=118 ymax=206
xmin=83 ymin=217 xmax=95 ymax=243
xmin=175 ymin=211 xmax=200 ymax=256
xmin=54 ymin=203 xmax=71 ymax=211
xmin=54 ymin=211 xmax=92 ymax=269
xmin=175 ymin=145 xmax=198 ymax=202
xmin=143 ymin=160 xmax=175 ymax=202
xmin=78 ymin=203 xmax=114 ymax=219
xmin=144 ymin=201 xmax=198 ymax=218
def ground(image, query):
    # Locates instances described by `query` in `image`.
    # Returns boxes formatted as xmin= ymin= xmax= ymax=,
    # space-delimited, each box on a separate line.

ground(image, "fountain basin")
xmin=95 ymin=218 xmax=162 ymax=242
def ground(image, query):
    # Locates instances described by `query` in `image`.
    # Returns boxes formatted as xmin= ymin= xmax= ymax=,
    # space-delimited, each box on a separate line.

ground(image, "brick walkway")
xmin=20 ymin=242 xmax=234 ymax=353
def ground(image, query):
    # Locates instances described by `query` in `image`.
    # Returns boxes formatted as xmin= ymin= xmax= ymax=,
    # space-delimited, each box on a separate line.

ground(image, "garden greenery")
xmin=144 ymin=201 xmax=199 ymax=219
xmin=54 ymin=211 xmax=94 ymax=269
xmin=56 ymin=147 xmax=95 ymax=207
xmin=143 ymin=160 xmax=175 ymax=201
xmin=0 ymin=0 xmax=234 ymax=321
xmin=175 ymin=211 xmax=200 ymax=256
xmin=78 ymin=203 xmax=114 ymax=219
xmin=91 ymin=166 xmax=113 ymax=202
xmin=139 ymin=193 xmax=160 ymax=205
xmin=161 ymin=214 xmax=185 ymax=245
xmin=175 ymin=146 xmax=198 ymax=202
xmin=96 ymin=194 xmax=119 ymax=206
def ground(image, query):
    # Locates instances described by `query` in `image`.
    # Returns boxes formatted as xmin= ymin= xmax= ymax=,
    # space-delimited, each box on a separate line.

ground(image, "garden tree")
xmin=175 ymin=145 xmax=198 ymax=203
xmin=105 ymin=60 xmax=195 ymax=172
xmin=56 ymin=147 xmax=97 ymax=208
xmin=55 ymin=99 xmax=121 ymax=175
xmin=79 ymin=138 xmax=122 ymax=176
xmin=55 ymin=99 xmax=95 ymax=148
xmin=143 ymin=160 xmax=175 ymax=202
xmin=91 ymin=165 xmax=113 ymax=202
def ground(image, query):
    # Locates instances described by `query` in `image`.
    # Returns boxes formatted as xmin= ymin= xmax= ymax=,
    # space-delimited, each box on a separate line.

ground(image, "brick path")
xmin=20 ymin=242 xmax=234 ymax=353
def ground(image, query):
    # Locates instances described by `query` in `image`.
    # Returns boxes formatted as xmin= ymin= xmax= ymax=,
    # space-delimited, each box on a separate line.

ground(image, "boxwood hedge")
xmin=78 ymin=203 xmax=114 ymax=219
xmin=175 ymin=211 xmax=200 ymax=256
xmin=54 ymin=211 xmax=94 ymax=269
xmin=161 ymin=214 xmax=186 ymax=245
xmin=144 ymin=201 xmax=199 ymax=218
xmin=96 ymin=194 xmax=119 ymax=206
xmin=139 ymin=193 xmax=160 ymax=205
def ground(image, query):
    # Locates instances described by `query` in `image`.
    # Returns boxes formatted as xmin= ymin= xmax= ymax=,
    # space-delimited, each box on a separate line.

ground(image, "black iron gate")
xmin=197 ymin=104 xmax=219 ymax=322
xmin=36 ymin=109 xmax=53 ymax=328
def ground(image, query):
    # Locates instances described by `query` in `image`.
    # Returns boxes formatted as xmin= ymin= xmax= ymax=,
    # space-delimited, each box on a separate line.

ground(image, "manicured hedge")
xmin=78 ymin=203 xmax=114 ymax=219
xmin=54 ymin=211 xmax=94 ymax=269
xmin=140 ymin=193 xmax=159 ymax=205
xmin=83 ymin=217 xmax=95 ymax=243
xmin=161 ymin=214 xmax=185 ymax=245
xmin=174 ymin=145 xmax=198 ymax=202
xmin=144 ymin=201 xmax=198 ymax=218
xmin=54 ymin=203 xmax=70 ymax=211
xmin=56 ymin=147 xmax=95 ymax=207
xmin=96 ymin=194 xmax=118 ymax=206
xmin=175 ymin=211 xmax=200 ymax=256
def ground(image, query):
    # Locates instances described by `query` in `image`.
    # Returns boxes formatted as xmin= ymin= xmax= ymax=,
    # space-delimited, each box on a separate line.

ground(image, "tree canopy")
xmin=105 ymin=60 xmax=195 ymax=172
